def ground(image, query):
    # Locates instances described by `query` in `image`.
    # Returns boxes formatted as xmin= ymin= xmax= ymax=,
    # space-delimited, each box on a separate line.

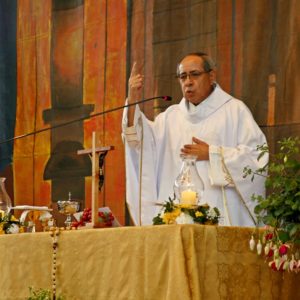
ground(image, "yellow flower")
xmin=10 ymin=215 xmax=18 ymax=222
xmin=162 ymin=208 xmax=181 ymax=224
xmin=172 ymin=208 xmax=181 ymax=218
xmin=0 ymin=210 xmax=4 ymax=218
xmin=195 ymin=211 xmax=203 ymax=217
xmin=0 ymin=224 xmax=4 ymax=235
xmin=179 ymin=204 xmax=193 ymax=209
xmin=162 ymin=212 xmax=172 ymax=224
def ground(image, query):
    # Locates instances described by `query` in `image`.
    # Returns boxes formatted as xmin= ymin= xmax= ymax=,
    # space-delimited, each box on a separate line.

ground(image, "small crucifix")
xmin=77 ymin=131 xmax=114 ymax=227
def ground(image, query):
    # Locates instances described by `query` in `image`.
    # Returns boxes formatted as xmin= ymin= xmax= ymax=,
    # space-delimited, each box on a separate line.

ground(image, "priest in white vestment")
xmin=122 ymin=52 xmax=268 ymax=226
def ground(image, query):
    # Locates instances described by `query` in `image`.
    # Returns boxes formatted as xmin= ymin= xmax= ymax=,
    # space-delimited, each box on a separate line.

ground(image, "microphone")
xmin=161 ymin=96 xmax=172 ymax=101
xmin=0 ymin=95 xmax=172 ymax=144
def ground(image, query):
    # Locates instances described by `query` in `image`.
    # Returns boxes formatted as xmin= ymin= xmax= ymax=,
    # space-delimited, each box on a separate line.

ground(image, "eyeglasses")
xmin=176 ymin=70 xmax=210 ymax=81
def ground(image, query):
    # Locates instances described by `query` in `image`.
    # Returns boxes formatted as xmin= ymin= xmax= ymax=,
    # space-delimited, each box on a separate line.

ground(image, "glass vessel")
xmin=173 ymin=155 xmax=204 ymax=205
xmin=0 ymin=177 xmax=12 ymax=214
xmin=57 ymin=192 xmax=80 ymax=228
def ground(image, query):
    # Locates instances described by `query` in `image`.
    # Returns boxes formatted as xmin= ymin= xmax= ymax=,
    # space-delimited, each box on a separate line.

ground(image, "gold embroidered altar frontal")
xmin=0 ymin=225 xmax=298 ymax=300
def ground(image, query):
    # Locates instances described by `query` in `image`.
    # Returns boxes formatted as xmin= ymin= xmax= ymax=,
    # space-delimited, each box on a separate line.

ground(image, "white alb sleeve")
xmin=208 ymin=145 xmax=233 ymax=187
xmin=122 ymin=101 xmax=143 ymax=148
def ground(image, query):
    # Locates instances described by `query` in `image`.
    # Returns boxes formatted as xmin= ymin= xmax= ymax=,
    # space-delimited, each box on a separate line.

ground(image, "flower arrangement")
xmin=0 ymin=210 xmax=23 ymax=234
xmin=249 ymin=229 xmax=300 ymax=272
xmin=244 ymin=137 xmax=300 ymax=272
xmin=27 ymin=287 xmax=65 ymax=300
xmin=72 ymin=208 xmax=115 ymax=228
xmin=152 ymin=196 xmax=220 ymax=225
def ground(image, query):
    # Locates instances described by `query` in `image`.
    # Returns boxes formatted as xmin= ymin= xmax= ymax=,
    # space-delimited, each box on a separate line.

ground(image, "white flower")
xmin=264 ymin=243 xmax=270 ymax=255
xmin=7 ymin=223 xmax=19 ymax=234
xmin=249 ymin=236 xmax=256 ymax=251
xmin=208 ymin=208 xmax=217 ymax=219
xmin=256 ymin=240 xmax=262 ymax=255
xmin=283 ymin=260 xmax=290 ymax=271
xmin=175 ymin=212 xmax=194 ymax=224
xmin=289 ymin=255 xmax=297 ymax=272
xmin=39 ymin=211 xmax=52 ymax=221
xmin=275 ymin=258 xmax=280 ymax=270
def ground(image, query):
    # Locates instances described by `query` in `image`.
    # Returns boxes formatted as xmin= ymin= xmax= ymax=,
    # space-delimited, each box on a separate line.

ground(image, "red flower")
xmin=72 ymin=220 xmax=84 ymax=228
xmin=279 ymin=244 xmax=289 ymax=256
xmin=278 ymin=261 xmax=285 ymax=272
xmin=267 ymin=248 xmax=274 ymax=258
xmin=269 ymin=261 xmax=277 ymax=271
xmin=98 ymin=211 xmax=114 ymax=227
xmin=265 ymin=233 xmax=273 ymax=240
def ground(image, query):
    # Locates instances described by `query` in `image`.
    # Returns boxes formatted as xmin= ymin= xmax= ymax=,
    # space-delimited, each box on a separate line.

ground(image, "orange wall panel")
xmin=14 ymin=0 xmax=127 ymax=224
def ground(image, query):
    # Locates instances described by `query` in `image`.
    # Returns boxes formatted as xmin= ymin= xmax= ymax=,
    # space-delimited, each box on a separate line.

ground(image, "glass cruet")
xmin=173 ymin=155 xmax=204 ymax=205
xmin=0 ymin=177 xmax=12 ymax=214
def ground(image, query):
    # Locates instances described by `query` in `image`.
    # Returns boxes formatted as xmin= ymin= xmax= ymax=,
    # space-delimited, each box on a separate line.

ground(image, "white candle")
xmin=181 ymin=190 xmax=197 ymax=205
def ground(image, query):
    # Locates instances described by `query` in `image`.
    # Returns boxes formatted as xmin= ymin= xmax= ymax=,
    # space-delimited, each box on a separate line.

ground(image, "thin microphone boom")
xmin=0 ymin=95 xmax=172 ymax=145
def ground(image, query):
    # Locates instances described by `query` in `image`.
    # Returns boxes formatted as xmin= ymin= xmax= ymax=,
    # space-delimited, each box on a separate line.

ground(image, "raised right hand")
xmin=128 ymin=62 xmax=144 ymax=103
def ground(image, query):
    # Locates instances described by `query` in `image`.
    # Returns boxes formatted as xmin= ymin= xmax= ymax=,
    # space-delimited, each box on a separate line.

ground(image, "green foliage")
xmin=244 ymin=137 xmax=300 ymax=244
xmin=189 ymin=206 xmax=220 ymax=225
xmin=164 ymin=195 xmax=176 ymax=212
xmin=27 ymin=287 xmax=51 ymax=300
xmin=152 ymin=214 xmax=164 ymax=225
xmin=0 ymin=211 xmax=20 ymax=233
xmin=27 ymin=287 xmax=65 ymax=300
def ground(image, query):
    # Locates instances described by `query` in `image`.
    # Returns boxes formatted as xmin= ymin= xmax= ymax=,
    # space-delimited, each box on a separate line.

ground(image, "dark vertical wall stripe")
xmin=103 ymin=0 xmax=108 ymax=206
xmin=231 ymin=0 xmax=236 ymax=95
xmin=126 ymin=0 xmax=132 ymax=96
xmin=125 ymin=0 xmax=132 ymax=225
xmin=0 ymin=0 xmax=17 ymax=171
xmin=269 ymin=2 xmax=277 ymax=73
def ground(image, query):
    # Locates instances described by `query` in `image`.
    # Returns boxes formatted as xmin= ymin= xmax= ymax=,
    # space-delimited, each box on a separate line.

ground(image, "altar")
xmin=0 ymin=225 xmax=298 ymax=300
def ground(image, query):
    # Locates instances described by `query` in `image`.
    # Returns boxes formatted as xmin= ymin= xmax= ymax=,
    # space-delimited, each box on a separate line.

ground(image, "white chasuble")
xmin=122 ymin=85 xmax=268 ymax=226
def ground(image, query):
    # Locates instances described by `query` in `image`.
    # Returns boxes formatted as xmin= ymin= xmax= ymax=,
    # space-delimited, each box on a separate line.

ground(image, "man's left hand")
xmin=181 ymin=137 xmax=209 ymax=161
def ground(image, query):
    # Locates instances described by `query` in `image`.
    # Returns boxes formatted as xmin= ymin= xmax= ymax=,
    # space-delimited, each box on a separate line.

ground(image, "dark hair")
xmin=177 ymin=52 xmax=216 ymax=75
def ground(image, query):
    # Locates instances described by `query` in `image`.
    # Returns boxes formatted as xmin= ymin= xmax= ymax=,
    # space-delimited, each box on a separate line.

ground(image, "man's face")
xmin=177 ymin=55 xmax=216 ymax=105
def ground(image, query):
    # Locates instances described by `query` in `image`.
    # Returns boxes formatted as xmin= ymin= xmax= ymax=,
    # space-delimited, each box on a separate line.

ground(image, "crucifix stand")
xmin=77 ymin=132 xmax=114 ymax=228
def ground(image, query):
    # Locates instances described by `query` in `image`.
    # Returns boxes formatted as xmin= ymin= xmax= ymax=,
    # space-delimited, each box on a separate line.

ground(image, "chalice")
xmin=57 ymin=200 xmax=80 ymax=228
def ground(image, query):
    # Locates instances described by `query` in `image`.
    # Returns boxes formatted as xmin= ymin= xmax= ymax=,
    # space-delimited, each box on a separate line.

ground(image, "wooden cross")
xmin=77 ymin=132 xmax=114 ymax=227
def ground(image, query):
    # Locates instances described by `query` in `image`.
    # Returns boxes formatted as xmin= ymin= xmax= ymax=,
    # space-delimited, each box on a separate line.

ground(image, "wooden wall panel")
xmin=13 ymin=0 xmax=127 ymax=224
xmin=129 ymin=0 xmax=155 ymax=119
xmin=134 ymin=0 xmax=300 ymax=150
xmin=83 ymin=0 xmax=107 ymax=211
xmin=103 ymin=0 xmax=127 ymax=224
xmin=14 ymin=0 xmax=52 ymax=207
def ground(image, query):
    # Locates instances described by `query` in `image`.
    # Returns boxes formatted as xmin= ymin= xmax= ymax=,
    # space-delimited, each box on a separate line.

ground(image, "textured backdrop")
xmin=0 ymin=0 xmax=299 ymax=225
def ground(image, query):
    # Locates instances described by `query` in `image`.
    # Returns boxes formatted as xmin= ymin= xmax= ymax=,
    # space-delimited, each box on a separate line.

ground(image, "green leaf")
xmin=289 ymin=224 xmax=300 ymax=237
xmin=278 ymin=230 xmax=290 ymax=243
xmin=152 ymin=215 xmax=164 ymax=225
xmin=254 ymin=205 xmax=263 ymax=215
xmin=274 ymin=207 xmax=285 ymax=217
xmin=262 ymin=215 xmax=277 ymax=227
xmin=294 ymin=239 xmax=300 ymax=246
